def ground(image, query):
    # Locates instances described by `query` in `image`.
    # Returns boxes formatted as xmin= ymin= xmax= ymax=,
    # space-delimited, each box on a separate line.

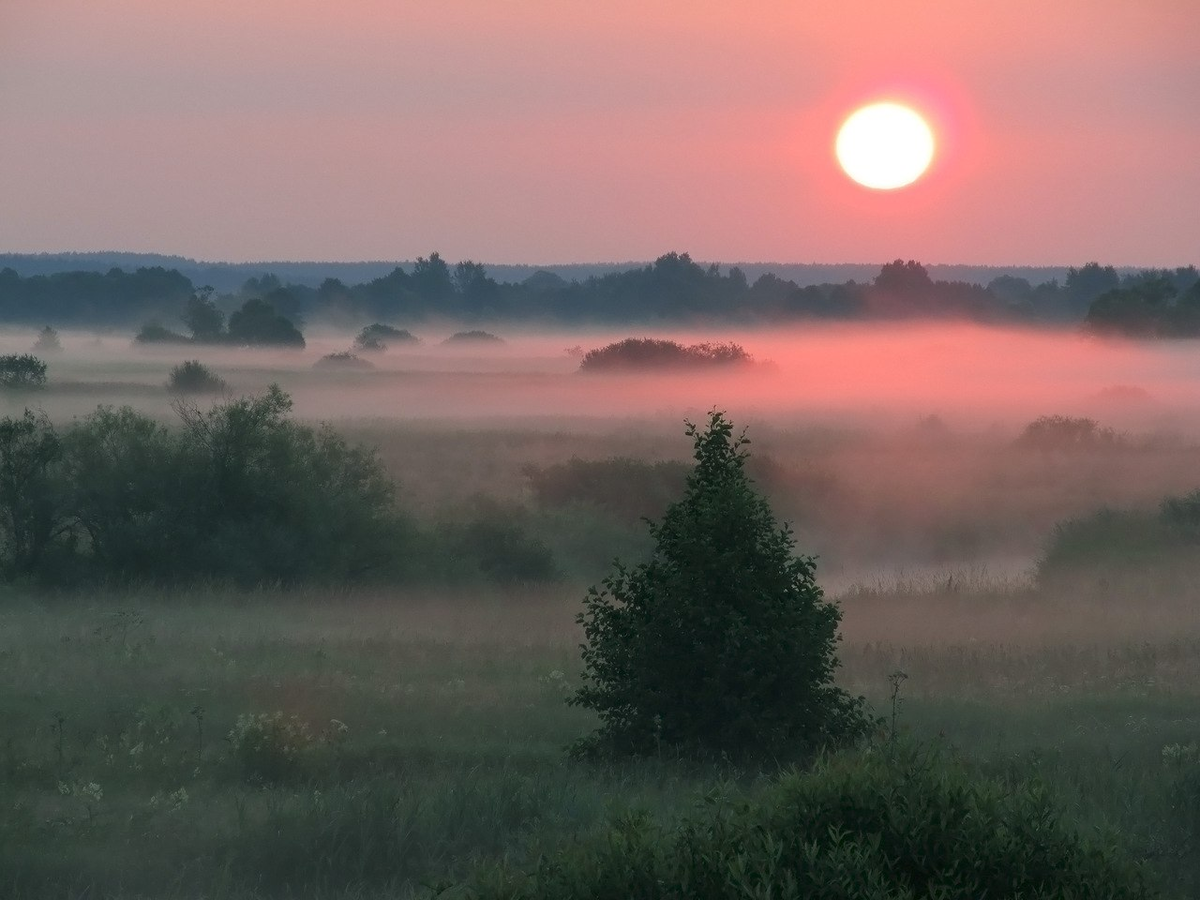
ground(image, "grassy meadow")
xmin=1 ymin=325 xmax=1199 ymax=897
xmin=3 ymin=581 xmax=1199 ymax=898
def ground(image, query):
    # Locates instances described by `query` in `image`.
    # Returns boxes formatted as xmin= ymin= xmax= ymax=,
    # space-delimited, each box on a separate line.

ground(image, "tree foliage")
xmin=167 ymin=360 xmax=227 ymax=394
xmin=0 ymin=355 xmax=47 ymax=389
xmin=443 ymin=330 xmax=504 ymax=345
xmin=0 ymin=387 xmax=407 ymax=586
xmin=353 ymin=323 xmax=420 ymax=353
xmin=226 ymin=298 xmax=305 ymax=347
xmin=1015 ymin=415 xmax=1120 ymax=451
xmin=183 ymin=290 xmax=225 ymax=341
xmin=314 ymin=351 xmax=375 ymax=370
xmin=570 ymin=411 xmax=868 ymax=757
xmin=32 ymin=327 xmax=62 ymax=354
xmin=0 ymin=410 xmax=67 ymax=577
xmin=467 ymin=748 xmax=1151 ymax=900
xmin=134 ymin=321 xmax=190 ymax=344
xmin=579 ymin=339 xmax=752 ymax=372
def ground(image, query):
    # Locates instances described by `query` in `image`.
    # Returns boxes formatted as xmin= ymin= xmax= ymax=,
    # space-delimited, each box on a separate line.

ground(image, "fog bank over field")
xmin=5 ymin=320 xmax=1200 ymax=583
xmin=6 ymin=322 xmax=1197 ymax=432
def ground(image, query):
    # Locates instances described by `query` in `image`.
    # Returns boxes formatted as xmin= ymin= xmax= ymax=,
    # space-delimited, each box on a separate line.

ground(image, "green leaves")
xmin=571 ymin=411 xmax=868 ymax=758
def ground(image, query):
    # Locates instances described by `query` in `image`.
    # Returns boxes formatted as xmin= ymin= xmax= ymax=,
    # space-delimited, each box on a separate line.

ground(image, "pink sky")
xmin=1 ymin=1 xmax=1196 ymax=265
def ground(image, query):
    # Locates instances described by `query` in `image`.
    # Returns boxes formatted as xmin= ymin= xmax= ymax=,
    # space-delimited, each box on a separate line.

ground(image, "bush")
xmin=466 ymin=749 xmax=1151 ymax=899
xmin=443 ymin=330 xmax=504 ymax=345
xmin=570 ymin=411 xmax=868 ymax=758
xmin=0 ymin=386 xmax=410 ymax=586
xmin=226 ymin=298 xmax=305 ymax=348
xmin=0 ymin=354 xmax=47 ymax=389
xmin=227 ymin=712 xmax=314 ymax=783
xmin=62 ymin=406 xmax=185 ymax=580
xmin=435 ymin=498 xmax=560 ymax=584
xmin=1015 ymin=414 xmax=1120 ymax=450
xmin=314 ymin=351 xmax=375 ymax=371
xmin=353 ymin=323 xmax=419 ymax=352
xmin=1038 ymin=488 xmax=1200 ymax=583
xmin=169 ymin=386 xmax=404 ymax=584
xmin=166 ymin=360 xmax=227 ymax=394
xmin=0 ymin=409 xmax=66 ymax=577
xmin=524 ymin=457 xmax=690 ymax=525
xmin=134 ymin=321 xmax=190 ymax=344
xmin=32 ymin=326 xmax=62 ymax=354
xmin=579 ymin=338 xmax=752 ymax=372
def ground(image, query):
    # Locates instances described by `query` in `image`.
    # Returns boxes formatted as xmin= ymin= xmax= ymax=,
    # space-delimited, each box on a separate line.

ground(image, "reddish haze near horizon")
xmin=1 ymin=1 xmax=1196 ymax=266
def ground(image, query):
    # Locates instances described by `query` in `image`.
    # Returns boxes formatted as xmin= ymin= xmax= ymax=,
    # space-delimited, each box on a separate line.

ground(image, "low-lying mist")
xmin=5 ymin=320 xmax=1200 ymax=584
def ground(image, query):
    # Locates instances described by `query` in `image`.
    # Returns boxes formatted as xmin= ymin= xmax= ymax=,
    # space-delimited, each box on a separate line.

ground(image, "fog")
xmin=7 ymin=321 xmax=1200 ymax=584
xmin=9 ymin=322 xmax=1198 ymax=427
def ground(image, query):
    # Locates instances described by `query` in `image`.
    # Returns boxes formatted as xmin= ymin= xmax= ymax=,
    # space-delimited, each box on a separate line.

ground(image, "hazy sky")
xmin=2 ymin=1 xmax=1197 ymax=265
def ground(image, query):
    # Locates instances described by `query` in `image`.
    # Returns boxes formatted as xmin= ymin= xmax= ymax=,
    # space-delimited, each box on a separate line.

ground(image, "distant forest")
xmin=0 ymin=251 xmax=1196 ymax=334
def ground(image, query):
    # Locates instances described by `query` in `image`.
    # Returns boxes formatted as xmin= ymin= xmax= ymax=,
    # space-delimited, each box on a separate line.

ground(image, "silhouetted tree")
xmin=410 ymin=252 xmax=455 ymax=302
xmin=183 ymin=289 xmax=225 ymax=341
xmin=0 ymin=355 xmax=47 ymax=389
xmin=0 ymin=410 xmax=67 ymax=577
xmin=226 ymin=298 xmax=305 ymax=347
xmin=32 ymin=327 xmax=62 ymax=354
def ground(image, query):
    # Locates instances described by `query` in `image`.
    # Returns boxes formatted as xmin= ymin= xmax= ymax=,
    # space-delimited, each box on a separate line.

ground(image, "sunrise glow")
xmin=835 ymin=103 xmax=936 ymax=191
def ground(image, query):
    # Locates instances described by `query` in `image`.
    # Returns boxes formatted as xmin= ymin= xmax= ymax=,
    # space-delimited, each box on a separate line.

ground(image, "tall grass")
xmin=1 ymin=576 xmax=1198 ymax=896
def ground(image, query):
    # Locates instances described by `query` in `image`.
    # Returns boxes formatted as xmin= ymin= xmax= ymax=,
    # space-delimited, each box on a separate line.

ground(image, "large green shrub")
xmin=0 ymin=354 xmax=47 ymax=389
xmin=1038 ymin=488 xmax=1200 ymax=583
xmin=63 ymin=406 xmax=185 ymax=580
xmin=570 ymin=411 xmax=868 ymax=758
xmin=354 ymin=323 xmax=420 ymax=352
xmin=0 ymin=410 xmax=67 ymax=577
xmin=134 ymin=321 xmax=190 ymax=344
xmin=0 ymin=387 xmax=408 ymax=586
xmin=579 ymin=338 xmax=752 ymax=372
xmin=170 ymin=386 xmax=402 ymax=584
xmin=466 ymin=749 xmax=1151 ymax=899
xmin=166 ymin=360 xmax=227 ymax=393
xmin=523 ymin=457 xmax=689 ymax=525
xmin=226 ymin=298 xmax=305 ymax=347
xmin=1015 ymin=414 xmax=1120 ymax=450
xmin=435 ymin=498 xmax=559 ymax=584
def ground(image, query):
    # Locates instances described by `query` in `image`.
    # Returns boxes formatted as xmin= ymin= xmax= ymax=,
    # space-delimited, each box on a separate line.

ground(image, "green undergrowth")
xmin=0 ymin=590 xmax=1197 ymax=898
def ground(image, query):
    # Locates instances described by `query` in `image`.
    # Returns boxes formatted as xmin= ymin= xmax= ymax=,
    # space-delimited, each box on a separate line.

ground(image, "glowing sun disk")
xmin=836 ymin=103 xmax=935 ymax=190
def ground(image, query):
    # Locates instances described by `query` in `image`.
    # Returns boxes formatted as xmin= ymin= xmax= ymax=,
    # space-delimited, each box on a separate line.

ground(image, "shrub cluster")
xmin=0 ymin=354 xmax=48 ymax=389
xmin=136 ymin=293 xmax=305 ymax=348
xmin=432 ymin=498 xmax=559 ymax=584
xmin=0 ymin=387 xmax=406 ymax=585
xmin=353 ymin=323 xmax=420 ymax=352
xmin=1039 ymin=488 xmax=1200 ymax=582
xmin=166 ymin=360 xmax=227 ymax=394
xmin=1015 ymin=414 xmax=1121 ymax=450
xmin=443 ymin=330 xmax=504 ymax=345
xmin=579 ymin=338 xmax=752 ymax=372
xmin=314 ymin=351 xmax=375 ymax=371
xmin=523 ymin=457 xmax=690 ymax=525
xmin=466 ymin=749 xmax=1151 ymax=899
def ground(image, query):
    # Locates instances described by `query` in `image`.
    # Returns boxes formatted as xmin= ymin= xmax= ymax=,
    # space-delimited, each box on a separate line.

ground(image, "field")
xmin=2 ymin=324 xmax=1200 ymax=897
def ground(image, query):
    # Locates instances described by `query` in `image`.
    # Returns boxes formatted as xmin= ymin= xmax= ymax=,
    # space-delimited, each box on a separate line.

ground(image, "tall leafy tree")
xmin=571 ymin=411 xmax=868 ymax=757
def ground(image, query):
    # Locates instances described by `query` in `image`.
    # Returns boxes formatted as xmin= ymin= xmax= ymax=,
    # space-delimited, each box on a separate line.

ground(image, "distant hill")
xmin=0 ymin=252 xmax=1085 ymax=291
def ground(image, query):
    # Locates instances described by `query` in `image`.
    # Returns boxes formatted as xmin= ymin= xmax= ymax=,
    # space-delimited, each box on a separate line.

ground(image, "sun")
xmin=836 ymin=102 xmax=935 ymax=190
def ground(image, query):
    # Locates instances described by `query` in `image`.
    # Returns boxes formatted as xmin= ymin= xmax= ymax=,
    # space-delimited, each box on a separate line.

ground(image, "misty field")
xmin=3 ymin=584 xmax=1199 ymax=898
xmin=2 ymin=325 xmax=1200 ymax=897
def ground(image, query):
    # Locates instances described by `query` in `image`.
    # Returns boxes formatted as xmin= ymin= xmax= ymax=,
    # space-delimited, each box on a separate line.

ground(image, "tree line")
xmin=2 ymin=254 xmax=1196 ymax=332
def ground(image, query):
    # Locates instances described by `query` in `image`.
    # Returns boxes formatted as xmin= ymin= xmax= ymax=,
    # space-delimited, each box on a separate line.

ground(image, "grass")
xmin=0 ymin=579 xmax=1198 ymax=898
